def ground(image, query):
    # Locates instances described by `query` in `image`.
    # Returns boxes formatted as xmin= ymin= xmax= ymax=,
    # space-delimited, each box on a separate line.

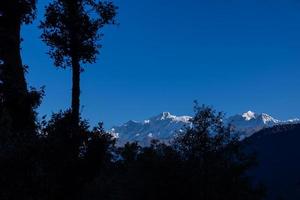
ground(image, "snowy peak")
xmin=228 ymin=111 xmax=280 ymax=126
xmin=242 ymin=111 xmax=256 ymax=121
xmin=151 ymin=112 xmax=192 ymax=122
xmin=111 ymin=111 xmax=300 ymax=145
xmin=153 ymin=112 xmax=175 ymax=121
xmin=226 ymin=111 xmax=283 ymax=139
xmin=111 ymin=112 xmax=191 ymax=146
xmin=260 ymin=113 xmax=280 ymax=124
xmin=240 ymin=111 xmax=278 ymax=124
xmin=160 ymin=112 xmax=173 ymax=120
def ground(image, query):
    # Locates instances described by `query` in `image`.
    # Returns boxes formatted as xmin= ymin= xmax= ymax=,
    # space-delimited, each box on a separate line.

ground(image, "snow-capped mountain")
xmin=111 ymin=112 xmax=192 ymax=146
xmin=110 ymin=111 xmax=300 ymax=145
xmin=227 ymin=111 xmax=300 ymax=139
xmin=226 ymin=111 xmax=280 ymax=140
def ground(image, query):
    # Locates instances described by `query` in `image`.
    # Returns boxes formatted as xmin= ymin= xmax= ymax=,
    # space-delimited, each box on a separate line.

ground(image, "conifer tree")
xmin=40 ymin=0 xmax=117 ymax=137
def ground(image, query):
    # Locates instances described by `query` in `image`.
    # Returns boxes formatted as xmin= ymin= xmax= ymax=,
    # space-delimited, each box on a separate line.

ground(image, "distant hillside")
xmin=245 ymin=124 xmax=300 ymax=200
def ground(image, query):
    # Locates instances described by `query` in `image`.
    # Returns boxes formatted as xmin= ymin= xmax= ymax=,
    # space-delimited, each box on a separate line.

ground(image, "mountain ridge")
xmin=110 ymin=111 xmax=300 ymax=145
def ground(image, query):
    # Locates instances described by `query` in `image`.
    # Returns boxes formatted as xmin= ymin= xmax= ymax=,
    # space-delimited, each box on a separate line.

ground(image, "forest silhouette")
xmin=0 ymin=1 xmax=266 ymax=200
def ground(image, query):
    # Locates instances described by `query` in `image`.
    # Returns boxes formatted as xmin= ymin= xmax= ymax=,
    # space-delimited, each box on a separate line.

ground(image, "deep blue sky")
xmin=22 ymin=0 xmax=300 ymax=127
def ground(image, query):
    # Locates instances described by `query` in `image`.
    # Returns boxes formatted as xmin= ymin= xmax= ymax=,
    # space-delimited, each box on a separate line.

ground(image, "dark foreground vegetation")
xmin=0 ymin=105 xmax=266 ymax=200
xmin=0 ymin=1 xmax=268 ymax=200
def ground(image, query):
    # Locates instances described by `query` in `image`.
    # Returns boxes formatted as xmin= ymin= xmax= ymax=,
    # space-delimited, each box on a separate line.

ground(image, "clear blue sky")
xmin=22 ymin=0 xmax=300 ymax=127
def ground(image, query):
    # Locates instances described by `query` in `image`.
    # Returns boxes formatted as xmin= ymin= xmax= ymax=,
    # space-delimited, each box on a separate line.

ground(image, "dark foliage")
xmin=83 ymin=104 xmax=266 ymax=200
xmin=0 ymin=0 xmax=41 ymax=137
xmin=0 ymin=0 xmax=37 ymax=25
xmin=171 ymin=103 xmax=265 ymax=200
xmin=0 ymin=3 xmax=44 ymax=199
xmin=35 ymin=111 xmax=116 ymax=200
xmin=0 ymin=108 xmax=115 ymax=200
xmin=0 ymin=102 xmax=266 ymax=200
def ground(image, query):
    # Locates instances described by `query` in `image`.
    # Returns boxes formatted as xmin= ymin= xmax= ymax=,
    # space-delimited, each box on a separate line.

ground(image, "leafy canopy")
xmin=19 ymin=0 xmax=37 ymax=24
xmin=40 ymin=0 xmax=117 ymax=68
xmin=0 ymin=0 xmax=37 ymax=24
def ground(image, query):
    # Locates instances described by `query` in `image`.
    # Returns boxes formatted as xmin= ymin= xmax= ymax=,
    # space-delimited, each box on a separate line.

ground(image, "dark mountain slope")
xmin=246 ymin=124 xmax=300 ymax=200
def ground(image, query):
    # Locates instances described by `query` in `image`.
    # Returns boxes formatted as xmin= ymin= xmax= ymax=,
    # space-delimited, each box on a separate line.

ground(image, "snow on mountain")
xmin=111 ymin=112 xmax=192 ymax=146
xmin=110 ymin=111 xmax=300 ymax=145
xmin=242 ymin=111 xmax=256 ymax=121
xmin=226 ymin=111 xmax=281 ymax=140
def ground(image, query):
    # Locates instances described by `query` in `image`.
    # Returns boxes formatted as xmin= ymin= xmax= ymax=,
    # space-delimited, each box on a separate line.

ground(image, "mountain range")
xmin=110 ymin=111 xmax=300 ymax=145
xmin=110 ymin=111 xmax=300 ymax=199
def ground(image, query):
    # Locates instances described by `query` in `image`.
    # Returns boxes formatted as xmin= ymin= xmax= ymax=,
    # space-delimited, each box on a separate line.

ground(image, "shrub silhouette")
xmin=83 ymin=104 xmax=266 ymax=200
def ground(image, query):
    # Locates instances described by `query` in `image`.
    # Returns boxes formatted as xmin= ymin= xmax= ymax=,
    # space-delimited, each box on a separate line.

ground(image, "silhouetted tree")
xmin=40 ymin=0 xmax=117 ymax=137
xmin=32 ymin=110 xmax=117 ymax=200
xmin=85 ymin=122 xmax=116 ymax=170
xmin=85 ymin=104 xmax=265 ymax=200
xmin=0 ymin=3 xmax=44 ymax=199
xmin=0 ymin=0 xmax=39 ymax=137
xmin=36 ymin=110 xmax=85 ymax=200
xmin=173 ymin=103 xmax=265 ymax=200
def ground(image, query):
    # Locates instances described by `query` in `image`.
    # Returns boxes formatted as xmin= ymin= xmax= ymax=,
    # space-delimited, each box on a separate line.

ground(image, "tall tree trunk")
xmin=69 ymin=0 xmax=81 ymax=139
xmin=0 ymin=3 xmax=35 ymax=137
xmin=71 ymin=56 xmax=80 ymax=135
